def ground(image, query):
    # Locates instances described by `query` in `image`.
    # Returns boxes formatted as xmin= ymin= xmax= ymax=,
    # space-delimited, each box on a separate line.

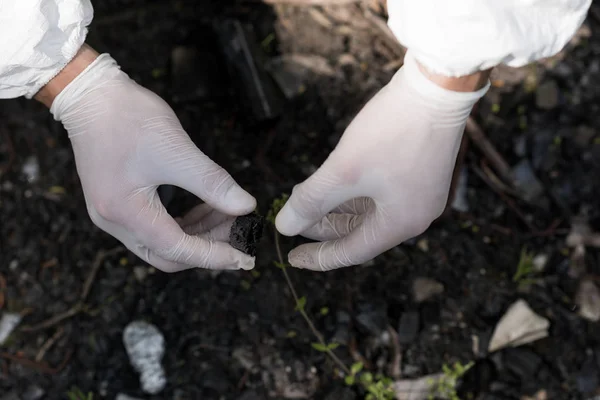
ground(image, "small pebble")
xmin=123 ymin=320 xmax=166 ymax=394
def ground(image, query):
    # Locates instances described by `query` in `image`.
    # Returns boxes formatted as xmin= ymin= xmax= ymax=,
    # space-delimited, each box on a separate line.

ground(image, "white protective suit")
xmin=0 ymin=1 xmax=593 ymax=272
xmin=0 ymin=0 xmax=591 ymax=98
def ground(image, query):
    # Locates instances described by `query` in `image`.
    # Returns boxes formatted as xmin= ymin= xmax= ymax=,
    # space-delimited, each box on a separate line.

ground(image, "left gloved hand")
xmin=275 ymin=51 xmax=489 ymax=271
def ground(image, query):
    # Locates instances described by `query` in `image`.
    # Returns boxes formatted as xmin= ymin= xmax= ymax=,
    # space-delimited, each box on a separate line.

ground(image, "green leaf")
xmin=361 ymin=372 xmax=373 ymax=384
xmin=320 ymin=306 xmax=329 ymax=315
xmin=326 ymin=342 xmax=340 ymax=350
xmin=344 ymin=375 xmax=355 ymax=386
xmin=351 ymin=362 xmax=364 ymax=375
xmin=274 ymin=261 xmax=288 ymax=269
xmin=295 ymin=296 xmax=306 ymax=311
xmin=311 ymin=342 xmax=328 ymax=352
xmin=366 ymin=394 xmax=374 ymax=400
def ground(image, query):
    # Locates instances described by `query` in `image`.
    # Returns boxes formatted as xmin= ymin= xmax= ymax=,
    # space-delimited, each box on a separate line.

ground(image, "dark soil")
xmin=230 ymin=214 xmax=264 ymax=258
xmin=2 ymin=1 xmax=600 ymax=399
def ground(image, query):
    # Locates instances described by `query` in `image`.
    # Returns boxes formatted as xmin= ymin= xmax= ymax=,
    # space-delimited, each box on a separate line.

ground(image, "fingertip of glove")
xmin=275 ymin=206 xmax=305 ymax=237
xmin=224 ymin=186 xmax=257 ymax=215
xmin=287 ymin=246 xmax=315 ymax=270
xmin=238 ymin=256 xmax=256 ymax=271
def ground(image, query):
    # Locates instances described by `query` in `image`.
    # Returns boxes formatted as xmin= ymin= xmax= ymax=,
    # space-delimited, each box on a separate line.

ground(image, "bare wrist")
xmin=416 ymin=61 xmax=491 ymax=93
xmin=34 ymin=44 xmax=99 ymax=108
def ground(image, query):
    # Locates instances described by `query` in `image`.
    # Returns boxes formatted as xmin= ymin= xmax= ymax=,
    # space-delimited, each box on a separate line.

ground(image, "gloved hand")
xmin=275 ymin=51 xmax=489 ymax=271
xmin=50 ymin=54 xmax=257 ymax=272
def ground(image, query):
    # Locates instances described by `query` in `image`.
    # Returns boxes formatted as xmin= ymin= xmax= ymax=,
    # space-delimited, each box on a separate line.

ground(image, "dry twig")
xmin=465 ymin=117 xmax=514 ymax=187
xmin=21 ymin=247 xmax=125 ymax=332
xmin=362 ymin=6 xmax=405 ymax=58
xmin=35 ymin=327 xmax=65 ymax=362
xmin=387 ymin=325 xmax=402 ymax=380
xmin=0 ymin=348 xmax=73 ymax=375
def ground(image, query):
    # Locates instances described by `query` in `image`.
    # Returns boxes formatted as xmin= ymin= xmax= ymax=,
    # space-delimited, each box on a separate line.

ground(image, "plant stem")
xmin=274 ymin=229 xmax=350 ymax=375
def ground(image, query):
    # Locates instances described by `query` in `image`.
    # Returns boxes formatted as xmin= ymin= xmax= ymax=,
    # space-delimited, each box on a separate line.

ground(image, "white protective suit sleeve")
xmin=387 ymin=0 xmax=592 ymax=77
xmin=0 ymin=1 xmax=592 ymax=99
xmin=0 ymin=0 xmax=93 ymax=99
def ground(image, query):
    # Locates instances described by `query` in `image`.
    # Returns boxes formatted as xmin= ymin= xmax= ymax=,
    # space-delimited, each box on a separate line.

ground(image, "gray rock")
xmin=576 ymin=279 xmax=600 ymax=322
xmin=21 ymin=386 xmax=44 ymax=400
xmin=511 ymin=159 xmax=544 ymax=204
xmin=536 ymin=80 xmax=559 ymax=110
xmin=412 ymin=278 xmax=444 ymax=303
xmin=123 ymin=320 xmax=166 ymax=394
xmin=0 ymin=313 xmax=22 ymax=345
xmin=355 ymin=300 xmax=388 ymax=336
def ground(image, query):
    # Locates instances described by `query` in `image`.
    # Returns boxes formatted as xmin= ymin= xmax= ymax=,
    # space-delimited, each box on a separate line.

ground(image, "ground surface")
xmin=2 ymin=1 xmax=600 ymax=399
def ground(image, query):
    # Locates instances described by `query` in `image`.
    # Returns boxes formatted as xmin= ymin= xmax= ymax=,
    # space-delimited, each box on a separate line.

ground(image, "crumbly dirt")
xmin=1 ymin=1 xmax=600 ymax=399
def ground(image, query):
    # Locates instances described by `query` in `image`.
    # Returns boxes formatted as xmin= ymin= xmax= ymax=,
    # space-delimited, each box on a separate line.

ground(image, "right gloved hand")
xmin=275 ymin=51 xmax=489 ymax=271
xmin=50 ymin=53 xmax=257 ymax=272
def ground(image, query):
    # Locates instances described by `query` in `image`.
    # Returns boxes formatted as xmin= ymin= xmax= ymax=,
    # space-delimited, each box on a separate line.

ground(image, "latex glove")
xmin=50 ymin=54 xmax=257 ymax=272
xmin=275 ymin=51 xmax=489 ymax=271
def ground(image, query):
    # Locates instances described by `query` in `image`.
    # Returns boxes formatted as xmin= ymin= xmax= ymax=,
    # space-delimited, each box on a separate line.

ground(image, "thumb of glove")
xmin=275 ymin=163 xmax=356 ymax=237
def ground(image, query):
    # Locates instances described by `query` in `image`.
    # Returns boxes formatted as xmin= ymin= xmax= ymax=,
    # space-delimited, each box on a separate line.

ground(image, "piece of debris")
xmin=355 ymin=300 xmax=389 ymax=336
xmin=511 ymin=159 xmax=545 ymax=204
xmin=416 ymin=239 xmax=429 ymax=252
xmin=123 ymin=321 xmax=166 ymax=394
xmin=575 ymin=279 xmax=600 ymax=322
xmin=21 ymin=155 xmax=39 ymax=183
xmin=265 ymin=54 xmax=337 ymax=99
xmin=536 ymin=80 xmax=560 ymax=110
xmin=229 ymin=213 xmax=264 ymax=257
xmin=133 ymin=266 xmax=149 ymax=282
xmin=532 ymin=254 xmax=548 ymax=273
xmin=566 ymin=217 xmax=600 ymax=248
xmin=21 ymin=385 xmax=45 ymax=400
xmin=451 ymin=166 xmax=469 ymax=212
xmin=413 ymin=278 xmax=444 ymax=303
xmin=573 ymin=125 xmax=596 ymax=148
xmin=0 ymin=312 xmax=22 ymax=345
xmin=394 ymin=373 xmax=443 ymax=400
xmin=214 ymin=19 xmax=284 ymax=121
xmin=521 ymin=389 xmax=548 ymax=400
xmin=488 ymin=299 xmax=549 ymax=353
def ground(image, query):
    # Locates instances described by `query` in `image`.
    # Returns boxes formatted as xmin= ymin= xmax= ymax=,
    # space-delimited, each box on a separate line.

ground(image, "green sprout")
xmin=428 ymin=361 xmax=474 ymax=400
xmin=268 ymin=194 xmax=395 ymax=399
xmin=66 ymin=387 xmax=94 ymax=400
xmin=512 ymin=246 xmax=538 ymax=289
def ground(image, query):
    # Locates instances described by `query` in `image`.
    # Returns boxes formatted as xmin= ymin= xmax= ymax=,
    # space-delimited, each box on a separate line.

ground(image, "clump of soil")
xmin=229 ymin=213 xmax=264 ymax=256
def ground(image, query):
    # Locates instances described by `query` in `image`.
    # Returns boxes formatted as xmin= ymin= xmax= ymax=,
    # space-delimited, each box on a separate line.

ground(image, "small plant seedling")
xmin=66 ymin=387 xmax=94 ymax=400
xmin=512 ymin=246 xmax=537 ymax=289
xmin=229 ymin=212 xmax=264 ymax=256
xmin=428 ymin=361 xmax=474 ymax=400
xmin=267 ymin=193 xmax=395 ymax=400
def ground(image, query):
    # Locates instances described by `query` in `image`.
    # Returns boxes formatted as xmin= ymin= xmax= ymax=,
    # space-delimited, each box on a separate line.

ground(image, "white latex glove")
xmin=50 ymin=54 xmax=257 ymax=272
xmin=275 ymin=51 xmax=489 ymax=271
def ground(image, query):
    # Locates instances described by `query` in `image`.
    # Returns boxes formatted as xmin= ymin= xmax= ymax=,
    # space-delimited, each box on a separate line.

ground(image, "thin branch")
xmin=465 ymin=116 xmax=515 ymax=187
xmin=35 ymin=327 xmax=65 ymax=362
xmin=274 ymin=230 xmax=350 ymax=375
xmin=0 ymin=348 xmax=73 ymax=375
xmin=21 ymin=246 xmax=124 ymax=332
